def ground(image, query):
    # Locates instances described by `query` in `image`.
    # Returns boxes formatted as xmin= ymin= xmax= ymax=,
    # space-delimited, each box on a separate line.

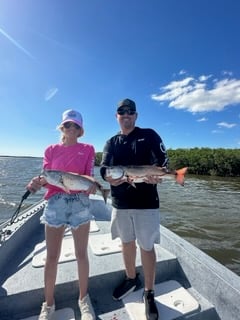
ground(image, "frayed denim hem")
xmin=40 ymin=218 xmax=91 ymax=230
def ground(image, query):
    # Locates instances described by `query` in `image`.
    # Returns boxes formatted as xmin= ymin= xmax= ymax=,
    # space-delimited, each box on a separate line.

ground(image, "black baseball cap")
xmin=117 ymin=98 xmax=136 ymax=111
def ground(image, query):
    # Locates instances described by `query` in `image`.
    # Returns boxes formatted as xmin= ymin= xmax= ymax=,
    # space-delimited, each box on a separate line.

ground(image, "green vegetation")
xmin=168 ymin=148 xmax=240 ymax=176
xmin=95 ymin=152 xmax=103 ymax=166
xmin=95 ymin=148 xmax=240 ymax=177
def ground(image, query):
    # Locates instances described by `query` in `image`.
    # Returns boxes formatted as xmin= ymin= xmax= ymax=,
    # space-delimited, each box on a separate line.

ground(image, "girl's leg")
xmin=72 ymin=222 xmax=90 ymax=299
xmin=44 ymin=225 xmax=65 ymax=306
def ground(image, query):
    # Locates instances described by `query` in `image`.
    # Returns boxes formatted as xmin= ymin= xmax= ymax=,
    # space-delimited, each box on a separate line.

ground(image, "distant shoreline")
xmin=0 ymin=155 xmax=43 ymax=159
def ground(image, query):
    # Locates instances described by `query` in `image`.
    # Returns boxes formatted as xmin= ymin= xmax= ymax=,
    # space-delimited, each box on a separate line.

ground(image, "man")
xmin=100 ymin=98 xmax=169 ymax=320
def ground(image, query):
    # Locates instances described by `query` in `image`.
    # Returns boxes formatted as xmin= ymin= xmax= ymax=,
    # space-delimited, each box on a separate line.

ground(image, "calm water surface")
xmin=0 ymin=156 xmax=239 ymax=276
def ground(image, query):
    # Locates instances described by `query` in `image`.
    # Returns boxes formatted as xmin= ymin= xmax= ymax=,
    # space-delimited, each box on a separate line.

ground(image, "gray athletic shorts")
xmin=41 ymin=193 xmax=92 ymax=229
xmin=111 ymin=208 xmax=160 ymax=251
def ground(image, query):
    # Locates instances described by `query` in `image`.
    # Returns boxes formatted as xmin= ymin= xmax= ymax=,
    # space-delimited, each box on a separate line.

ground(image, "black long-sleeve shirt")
xmin=100 ymin=127 xmax=169 ymax=209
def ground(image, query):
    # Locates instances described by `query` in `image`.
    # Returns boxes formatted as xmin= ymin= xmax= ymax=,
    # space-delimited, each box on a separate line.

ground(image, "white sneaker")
xmin=38 ymin=302 xmax=55 ymax=320
xmin=79 ymin=294 xmax=96 ymax=320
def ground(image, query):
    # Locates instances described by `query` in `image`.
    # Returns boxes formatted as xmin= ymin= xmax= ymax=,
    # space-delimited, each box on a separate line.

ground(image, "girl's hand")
xmin=27 ymin=176 xmax=47 ymax=193
xmin=84 ymin=184 xmax=97 ymax=195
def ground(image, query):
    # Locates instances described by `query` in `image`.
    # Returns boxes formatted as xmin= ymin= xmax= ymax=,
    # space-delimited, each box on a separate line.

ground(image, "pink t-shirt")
xmin=43 ymin=142 xmax=95 ymax=199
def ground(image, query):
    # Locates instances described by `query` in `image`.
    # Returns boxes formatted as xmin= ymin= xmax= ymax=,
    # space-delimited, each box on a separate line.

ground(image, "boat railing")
xmin=0 ymin=199 xmax=46 ymax=245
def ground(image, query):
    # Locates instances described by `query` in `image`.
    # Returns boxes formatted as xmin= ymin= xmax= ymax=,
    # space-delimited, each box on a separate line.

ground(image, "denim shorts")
xmin=111 ymin=208 xmax=160 ymax=251
xmin=41 ymin=193 xmax=92 ymax=229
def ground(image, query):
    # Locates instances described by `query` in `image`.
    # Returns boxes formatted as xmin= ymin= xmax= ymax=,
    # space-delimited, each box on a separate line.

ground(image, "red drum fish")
xmin=105 ymin=166 xmax=188 ymax=186
xmin=41 ymin=169 xmax=110 ymax=202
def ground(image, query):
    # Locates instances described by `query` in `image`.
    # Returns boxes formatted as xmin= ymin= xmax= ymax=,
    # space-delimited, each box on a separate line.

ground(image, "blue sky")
xmin=0 ymin=0 xmax=239 ymax=157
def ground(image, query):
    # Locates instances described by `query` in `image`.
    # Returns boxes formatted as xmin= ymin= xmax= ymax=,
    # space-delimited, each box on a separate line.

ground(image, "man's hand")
xmin=104 ymin=175 xmax=126 ymax=186
xmin=143 ymin=175 xmax=162 ymax=184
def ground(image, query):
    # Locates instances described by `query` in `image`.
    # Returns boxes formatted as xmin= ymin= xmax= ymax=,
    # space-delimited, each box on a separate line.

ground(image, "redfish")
xmin=105 ymin=166 xmax=188 ymax=186
xmin=41 ymin=169 xmax=110 ymax=202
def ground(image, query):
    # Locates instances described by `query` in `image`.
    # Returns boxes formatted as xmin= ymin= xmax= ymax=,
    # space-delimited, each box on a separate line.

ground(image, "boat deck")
xmin=0 ymin=198 xmax=240 ymax=319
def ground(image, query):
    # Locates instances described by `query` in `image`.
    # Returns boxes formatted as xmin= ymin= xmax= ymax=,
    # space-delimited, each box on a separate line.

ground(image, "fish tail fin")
xmin=101 ymin=188 xmax=110 ymax=203
xmin=175 ymin=167 xmax=188 ymax=186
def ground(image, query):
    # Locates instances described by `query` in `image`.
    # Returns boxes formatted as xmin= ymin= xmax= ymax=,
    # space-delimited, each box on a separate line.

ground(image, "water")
xmin=0 ymin=156 xmax=239 ymax=276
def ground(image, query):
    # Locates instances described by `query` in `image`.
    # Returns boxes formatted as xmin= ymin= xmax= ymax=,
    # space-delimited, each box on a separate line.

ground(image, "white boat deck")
xmin=0 ymin=197 xmax=240 ymax=319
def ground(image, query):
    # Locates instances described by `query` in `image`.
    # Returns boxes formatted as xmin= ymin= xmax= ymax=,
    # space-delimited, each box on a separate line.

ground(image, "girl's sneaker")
xmin=38 ymin=302 xmax=55 ymax=320
xmin=79 ymin=294 xmax=96 ymax=320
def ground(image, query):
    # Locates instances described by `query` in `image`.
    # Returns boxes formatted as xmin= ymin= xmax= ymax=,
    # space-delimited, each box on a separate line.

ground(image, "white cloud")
xmin=197 ymin=117 xmax=208 ymax=122
xmin=212 ymin=129 xmax=223 ymax=134
xmin=199 ymin=74 xmax=212 ymax=82
xmin=217 ymin=122 xmax=237 ymax=128
xmin=222 ymin=70 xmax=233 ymax=77
xmin=45 ymin=88 xmax=58 ymax=101
xmin=151 ymin=73 xmax=240 ymax=113
xmin=179 ymin=69 xmax=187 ymax=75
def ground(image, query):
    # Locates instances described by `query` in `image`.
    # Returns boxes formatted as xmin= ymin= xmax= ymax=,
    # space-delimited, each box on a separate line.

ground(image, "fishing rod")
xmin=9 ymin=190 xmax=31 ymax=224
xmin=10 ymin=173 xmax=45 ymax=223
xmin=0 ymin=190 xmax=32 ymax=242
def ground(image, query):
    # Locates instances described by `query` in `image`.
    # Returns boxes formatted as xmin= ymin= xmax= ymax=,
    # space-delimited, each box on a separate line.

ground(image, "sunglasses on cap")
xmin=117 ymin=108 xmax=136 ymax=115
xmin=63 ymin=122 xmax=81 ymax=129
